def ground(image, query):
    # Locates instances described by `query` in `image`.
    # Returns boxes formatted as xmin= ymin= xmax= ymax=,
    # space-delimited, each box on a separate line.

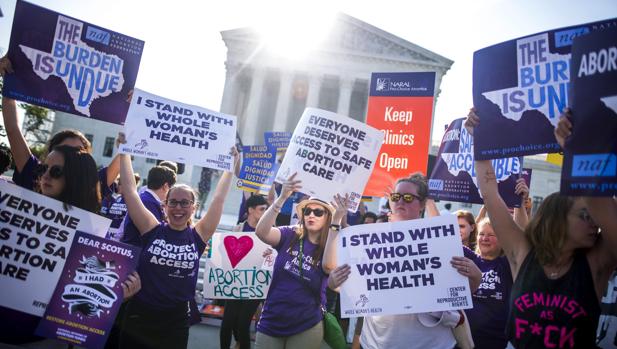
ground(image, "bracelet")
xmin=330 ymin=224 xmax=340 ymax=232
xmin=272 ymin=205 xmax=281 ymax=213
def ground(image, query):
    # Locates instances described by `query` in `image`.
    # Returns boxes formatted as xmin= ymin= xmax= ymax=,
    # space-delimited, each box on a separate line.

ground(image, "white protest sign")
xmin=275 ymin=108 xmax=383 ymax=212
xmin=0 ymin=182 xmax=110 ymax=316
xmin=203 ymin=232 xmax=273 ymax=299
xmin=120 ymin=88 xmax=237 ymax=171
xmin=289 ymin=203 xmax=300 ymax=226
xmin=337 ymin=214 xmax=472 ymax=317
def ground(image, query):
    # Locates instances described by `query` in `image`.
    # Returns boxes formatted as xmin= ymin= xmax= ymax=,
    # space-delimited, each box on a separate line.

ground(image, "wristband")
xmin=330 ymin=224 xmax=340 ymax=232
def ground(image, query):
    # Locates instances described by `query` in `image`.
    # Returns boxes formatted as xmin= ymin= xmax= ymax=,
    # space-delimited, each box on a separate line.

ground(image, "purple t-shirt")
xmin=464 ymin=247 xmax=513 ymax=349
xmin=101 ymin=195 xmax=128 ymax=240
xmin=120 ymin=190 xmax=164 ymax=246
xmin=12 ymin=154 xmax=113 ymax=197
xmin=135 ymin=223 xmax=206 ymax=309
xmin=257 ymin=226 xmax=328 ymax=337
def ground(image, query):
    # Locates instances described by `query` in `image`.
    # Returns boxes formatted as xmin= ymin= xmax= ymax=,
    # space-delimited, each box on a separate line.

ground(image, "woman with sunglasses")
xmin=0 ymin=145 xmax=140 ymax=344
xmin=253 ymin=173 xmax=347 ymax=349
xmin=466 ymin=109 xmax=617 ymax=348
xmin=117 ymin=150 xmax=238 ymax=349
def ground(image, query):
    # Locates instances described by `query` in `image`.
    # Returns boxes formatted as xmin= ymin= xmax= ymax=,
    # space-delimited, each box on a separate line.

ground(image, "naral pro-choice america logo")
xmin=61 ymin=256 xmax=119 ymax=317
xmin=376 ymin=77 xmax=428 ymax=93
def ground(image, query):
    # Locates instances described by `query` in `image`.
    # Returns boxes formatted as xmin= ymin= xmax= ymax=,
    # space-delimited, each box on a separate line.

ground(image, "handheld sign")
xmin=364 ymin=72 xmax=436 ymax=196
xmin=0 ymin=181 xmax=110 ymax=316
xmin=120 ymin=88 xmax=237 ymax=172
xmin=3 ymin=0 xmax=144 ymax=125
xmin=429 ymin=118 xmax=528 ymax=207
xmin=35 ymin=232 xmax=140 ymax=349
xmin=203 ymin=233 xmax=273 ymax=299
xmin=337 ymin=215 xmax=472 ymax=317
xmin=561 ymin=27 xmax=617 ymax=196
xmin=472 ymin=18 xmax=617 ymax=160
xmin=275 ymin=107 xmax=383 ymax=212
xmin=237 ymin=145 xmax=279 ymax=194
xmin=264 ymin=132 xmax=292 ymax=151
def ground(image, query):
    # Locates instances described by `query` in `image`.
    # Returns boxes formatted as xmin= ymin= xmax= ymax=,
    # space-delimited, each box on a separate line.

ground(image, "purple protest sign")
xmin=472 ymin=18 xmax=617 ymax=160
xmin=561 ymin=26 xmax=617 ymax=196
xmin=36 ymin=231 xmax=140 ymax=349
xmin=2 ymin=0 xmax=144 ymax=125
xmin=428 ymin=118 xmax=530 ymax=207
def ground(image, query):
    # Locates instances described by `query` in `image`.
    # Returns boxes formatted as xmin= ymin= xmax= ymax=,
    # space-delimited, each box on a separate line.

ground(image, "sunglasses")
xmin=36 ymin=164 xmax=64 ymax=179
xmin=166 ymin=199 xmax=194 ymax=208
xmin=303 ymin=207 xmax=326 ymax=217
xmin=389 ymin=192 xmax=421 ymax=203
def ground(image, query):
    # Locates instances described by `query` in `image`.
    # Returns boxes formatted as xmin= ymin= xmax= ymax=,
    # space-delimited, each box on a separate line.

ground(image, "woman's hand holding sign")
xmin=450 ymin=256 xmax=482 ymax=292
xmin=554 ymin=108 xmax=573 ymax=149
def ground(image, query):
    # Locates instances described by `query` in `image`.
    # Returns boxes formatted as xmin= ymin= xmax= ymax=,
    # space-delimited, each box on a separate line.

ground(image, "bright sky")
xmin=1 ymin=0 xmax=616 ymax=144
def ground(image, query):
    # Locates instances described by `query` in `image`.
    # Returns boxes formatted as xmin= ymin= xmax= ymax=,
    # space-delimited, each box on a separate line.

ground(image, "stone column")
xmin=337 ymin=77 xmax=354 ymax=117
xmin=219 ymin=61 xmax=240 ymax=115
xmin=242 ymin=67 xmax=266 ymax=144
xmin=272 ymin=70 xmax=294 ymax=131
xmin=305 ymin=74 xmax=322 ymax=109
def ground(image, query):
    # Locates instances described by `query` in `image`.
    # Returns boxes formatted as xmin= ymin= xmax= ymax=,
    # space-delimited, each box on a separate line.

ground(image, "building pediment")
xmin=221 ymin=13 xmax=452 ymax=69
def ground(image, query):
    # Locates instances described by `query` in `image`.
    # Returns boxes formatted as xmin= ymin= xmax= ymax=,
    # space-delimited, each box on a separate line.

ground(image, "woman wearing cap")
xmin=254 ymin=173 xmax=347 ymax=349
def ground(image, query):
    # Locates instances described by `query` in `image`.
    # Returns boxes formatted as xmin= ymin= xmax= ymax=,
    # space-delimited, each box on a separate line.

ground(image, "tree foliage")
xmin=20 ymin=103 xmax=51 ymax=146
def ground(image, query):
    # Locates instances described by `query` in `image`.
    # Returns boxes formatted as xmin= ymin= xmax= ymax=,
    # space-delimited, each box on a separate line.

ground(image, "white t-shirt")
xmin=597 ymin=271 xmax=617 ymax=348
xmin=361 ymin=312 xmax=458 ymax=349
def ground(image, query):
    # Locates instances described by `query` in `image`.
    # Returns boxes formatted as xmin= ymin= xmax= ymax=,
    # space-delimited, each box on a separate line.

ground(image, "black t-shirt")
xmin=507 ymin=249 xmax=601 ymax=348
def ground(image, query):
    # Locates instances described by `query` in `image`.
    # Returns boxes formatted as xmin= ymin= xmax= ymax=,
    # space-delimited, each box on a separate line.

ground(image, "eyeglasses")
xmin=389 ymin=193 xmax=421 ymax=203
xmin=577 ymin=209 xmax=595 ymax=225
xmin=303 ymin=207 xmax=326 ymax=217
xmin=166 ymin=199 xmax=194 ymax=208
xmin=36 ymin=164 xmax=64 ymax=179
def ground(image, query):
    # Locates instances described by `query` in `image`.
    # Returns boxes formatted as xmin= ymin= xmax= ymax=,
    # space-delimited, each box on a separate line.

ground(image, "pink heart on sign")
xmin=223 ymin=236 xmax=254 ymax=268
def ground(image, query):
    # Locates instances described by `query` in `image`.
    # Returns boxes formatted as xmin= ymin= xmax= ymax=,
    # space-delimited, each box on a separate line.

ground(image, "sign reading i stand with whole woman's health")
xmin=3 ymin=0 xmax=144 ymax=125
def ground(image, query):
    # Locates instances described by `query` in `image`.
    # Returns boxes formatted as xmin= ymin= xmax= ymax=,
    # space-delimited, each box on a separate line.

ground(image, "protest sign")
xmin=3 ymin=0 xmax=143 ymax=125
xmin=275 ymin=108 xmax=383 ymax=212
xmin=364 ymin=72 xmax=435 ymax=196
xmin=428 ymin=118 xmax=529 ymax=207
xmin=120 ymin=88 xmax=237 ymax=171
xmin=473 ymin=18 xmax=617 ymax=160
xmin=237 ymin=146 xmax=279 ymax=194
xmin=203 ymin=233 xmax=273 ymax=299
xmin=337 ymin=215 xmax=472 ymax=317
xmin=0 ymin=181 xmax=110 ymax=316
xmin=35 ymin=232 xmax=140 ymax=349
xmin=264 ymin=131 xmax=292 ymax=151
xmin=546 ymin=153 xmax=564 ymax=167
xmin=561 ymin=27 xmax=617 ymax=196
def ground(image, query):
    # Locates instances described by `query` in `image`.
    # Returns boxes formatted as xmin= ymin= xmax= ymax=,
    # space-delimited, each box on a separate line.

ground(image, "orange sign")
xmin=364 ymin=72 xmax=436 ymax=196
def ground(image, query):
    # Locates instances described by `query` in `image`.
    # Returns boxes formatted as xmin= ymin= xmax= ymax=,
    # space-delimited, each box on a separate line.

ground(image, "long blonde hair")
xmin=524 ymin=193 xmax=575 ymax=265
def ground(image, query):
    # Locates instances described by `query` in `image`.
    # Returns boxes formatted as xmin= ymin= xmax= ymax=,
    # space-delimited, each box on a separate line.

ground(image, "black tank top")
xmin=506 ymin=249 xmax=600 ymax=348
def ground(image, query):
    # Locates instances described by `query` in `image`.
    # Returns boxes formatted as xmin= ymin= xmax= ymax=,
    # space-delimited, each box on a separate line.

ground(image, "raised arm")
xmin=513 ymin=177 xmax=530 ymax=229
xmin=194 ymin=148 xmax=239 ymax=242
xmin=322 ymin=194 xmax=349 ymax=274
xmin=119 ymin=154 xmax=159 ymax=234
xmin=587 ymin=198 xmax=617 ymax=272
xmin=467 ymin=109 xmax=529 ymax=276
xmin=255 ymin=173 xmax=301 ymax=247
xmin=1 ymin=59 xmax=32 ymax=172
xmin=425 ymin=198 xmax=440 ymax=217
xmin=104 ymin=132 xmax=125 ymax=187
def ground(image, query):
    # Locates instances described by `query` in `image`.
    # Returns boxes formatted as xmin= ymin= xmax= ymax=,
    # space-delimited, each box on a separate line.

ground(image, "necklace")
xmin=545 ymin=260 xmax=572 ymax=279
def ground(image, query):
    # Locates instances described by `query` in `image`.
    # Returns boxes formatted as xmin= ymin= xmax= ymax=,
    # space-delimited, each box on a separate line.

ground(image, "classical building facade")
xmin=49 ymin=13 xmax=454 ymax=213
xmin=220 ymin=13 xmax=454 ymax=145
